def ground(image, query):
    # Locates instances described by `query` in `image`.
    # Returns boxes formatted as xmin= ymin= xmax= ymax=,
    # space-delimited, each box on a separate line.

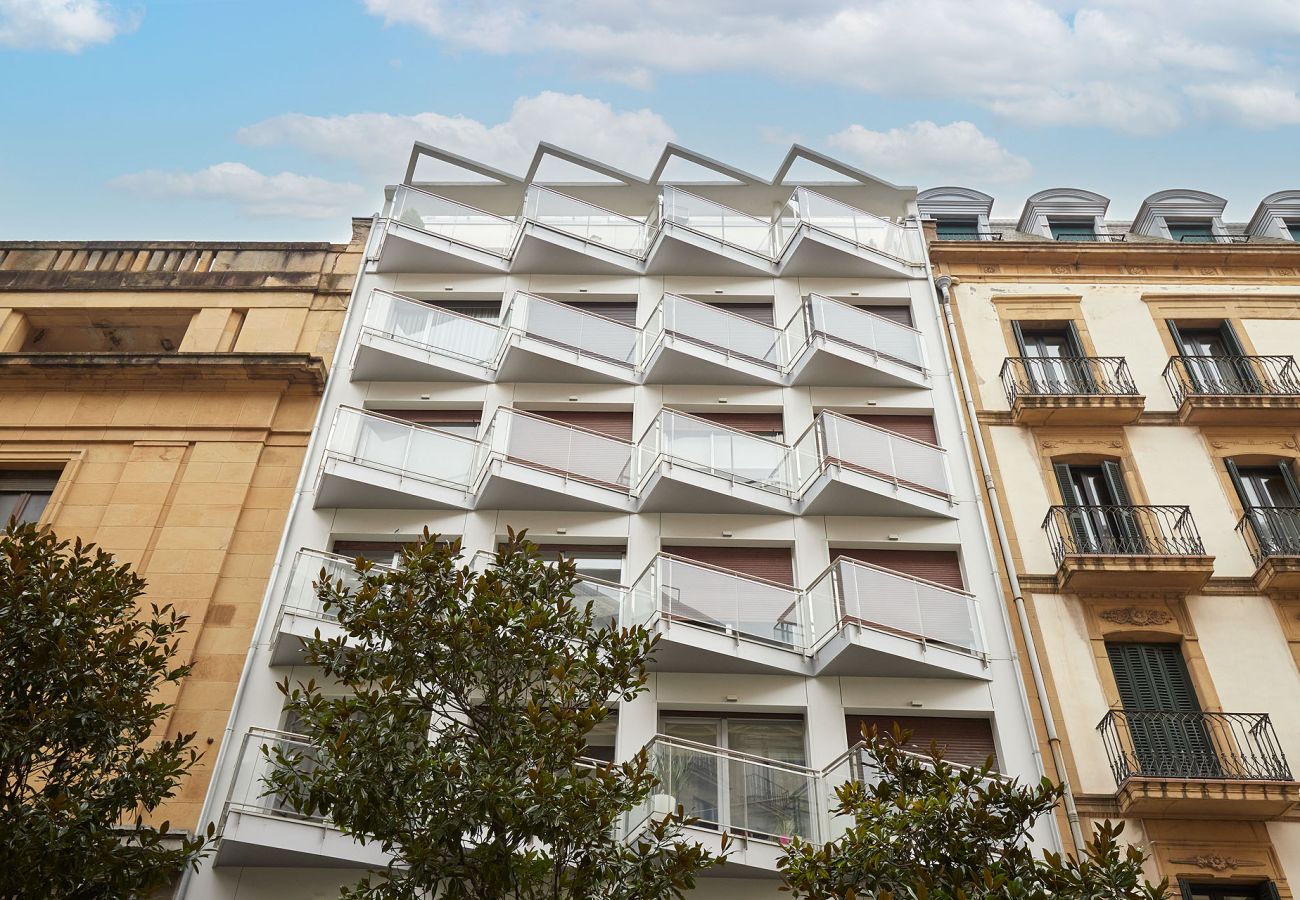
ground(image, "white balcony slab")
xmin=813 ymin=625 xmax=990 ymax=680
xmin=215 ymin=810 xmax=390 ymax=869
xmin=645 ymin=619 xmax=811 ymax=675
xmin=788 ymin=334 xmax=930 ymax=388
xmin=351 ymin=327 xmax=497 ymax=383
xmin=636 ymin=462 xmax=797 ymax=514
xmin=640 ymin=337 xmax=785 ymax=385
xmin=313 ymin=454 xmax=474 ymax=510
xmin=495 ymin=334 xmax=640 ymax=384
xmin=645 ymin=226 xmax=776 ymax=276
xmin=513 ymin=224 xmax=645 ymax=275
xmin=475 ymin=458 xmax=637 ymax=512
xmin=778 ymin=226 xmax=922 ymax=278
xmin=799 ymin=466 xmax=957 ymax=518
xmin=374 ymin=219 xmax=512 ymax=274
xmin=270 ymin=611 xmax=346 ymax=667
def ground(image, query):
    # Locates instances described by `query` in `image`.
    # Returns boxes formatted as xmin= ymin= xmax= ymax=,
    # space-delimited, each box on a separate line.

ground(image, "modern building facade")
xmin=924 ymin=186 xmax=1300 ymax=898
xmin=0 ymin=230 xmax=368 ymax=836
xmin=181 ymin=144 xmax=1053 ymax=899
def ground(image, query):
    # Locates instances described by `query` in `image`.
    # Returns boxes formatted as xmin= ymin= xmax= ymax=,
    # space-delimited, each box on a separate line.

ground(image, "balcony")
xmin=216 ymin=728 xmax=389 ymax=868
xmin=314 ymin=407 xmax=478 ymax=510
xmin=352 ymin=289 xmax=501 ymax=382
xmin=641 ymin=293 xmax=788 ymax=385
xmin=807 ymin=557 xmax=986 ymax=679
xmin=1237 ymin=507 xmax=1300 ymax=592
xmin=1042 ymin=505 xmax=1214 ymax=593
xmin=635 ymin=410 xmax=797 ymax=514
xmin=270 ymin=549 xmax=369 ymax=665
xmin=625 ymin=554 xmax=809 ymax=675
xmin=1098 ymin=711 xmax=1299 ymax=818
xmin=1164 ymin=355 xmax=1300 ymax=424
xmin=377 ymin=184 xmax=517 ymax=273
xmin=475 ymin=408 xmax=636 ymax=512
xmin=795 ymin=411 xmax=954 ymax=518
xmin=999 ymin=356 xmax=1144 ymax=425
xmin=496 ymin=292 xmax=640 ymax=383
xmin=516 ymin=186 xmax=653 ymax=274
xmin=649 ymin=186 xmax=782 ymax=275
xmin=789 ymin=294 xmax=928 ymax=388
xmin=782 ymin=188 xmax=927 ymax=277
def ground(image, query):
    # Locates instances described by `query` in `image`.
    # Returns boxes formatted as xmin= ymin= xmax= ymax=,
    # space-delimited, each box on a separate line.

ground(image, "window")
xmin=584 ymin=715 xmax=618 ymax=763
xmin=379 ymin=409 xmax=481 ymax=438
xmin=845 ymin=715 xmax=996 ymax=768
xmin=1167 ymin=320 xmax=1259 ymax=394
xmin=1053 ymin=461 xmax=1147 ymax=553
xmin=1227 ymin=460 xmax=1300 ymax=557
xmin=1180 ymin=881 xmax=1281 ymax=900
xmin=1107 ymin=642 xmax=1217 ymax=778
xmin=530 ymin=546 xmax=625 ymax=585
xmin=1287 ymin=220 xmax=1300 ymax=242
xmin=331 ymin=540 xmax=411 ymax=567
xmin=1048 ymin=219 xmax=1097 ymax=241
xmin=1168 ymin=219 xmax=1215 ymax=243
xmin=934 ymin=217 xmax=980 ymax=240
xmin=1012 ymin=321 xmax=1092 ymax=394
xmin=0 ymin=471 xmax=59 ymax=525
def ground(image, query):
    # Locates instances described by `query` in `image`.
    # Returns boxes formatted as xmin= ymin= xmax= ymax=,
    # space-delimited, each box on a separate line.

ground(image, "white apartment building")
xmin=180 ymin=143 xmax=1056 ymax=900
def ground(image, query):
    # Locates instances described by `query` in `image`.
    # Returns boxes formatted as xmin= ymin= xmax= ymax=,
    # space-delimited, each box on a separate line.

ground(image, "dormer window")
xmin=1167 ymin=220 xmax=1215 ymax=244
xmin=1016 ymin=189 xmax=1110 ymax=241
xmin=1048 ymin=219 xmax=1097 ymax=242
xmin=934 ymin=217 xmax=981 ymax=240
xmin=1287 ymin=220 xmax=1300 ymax=242
xmin=917 ymin=187 xmax=995 ymax=241
xmin=1246 ymin=191 xmax=1300 ymax=241
xmin=1132 ymin=190 xmax=1228 ymax=243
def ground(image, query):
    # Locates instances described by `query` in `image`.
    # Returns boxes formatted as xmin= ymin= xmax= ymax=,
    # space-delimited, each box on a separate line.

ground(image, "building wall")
xmin=934 ymin=242 xmax=1300 ymax=894
xmin=0 ymin=227 xmax=368 ymax=831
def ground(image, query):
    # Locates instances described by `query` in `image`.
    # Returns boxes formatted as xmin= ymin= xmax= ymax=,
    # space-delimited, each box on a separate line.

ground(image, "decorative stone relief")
xmin=1124 ymin=265 xmax=1149 ymax=275
xmin=1198 ymin=267 xmax=1219 ymax=276
xmin=1169 ymin=854 xmax=1265 ymax=872
xmin=1099 ymin=607 xmax=1173 ymax=626
xmin=1051 ymin=265 xmax=1072 ymax=274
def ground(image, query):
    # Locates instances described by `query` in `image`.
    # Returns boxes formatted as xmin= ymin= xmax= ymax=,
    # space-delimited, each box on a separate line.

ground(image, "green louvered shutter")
xmin=1052 ymin=463 xmax=1094 ymax=553
xmin=1106 ymin=643 xmax=1218 ymax=778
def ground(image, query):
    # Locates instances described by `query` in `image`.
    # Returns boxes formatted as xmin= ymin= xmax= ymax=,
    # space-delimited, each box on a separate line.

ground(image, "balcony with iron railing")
xmin=1163 ymin=355 xmax=1300 ymax=424
xmin=1042 ymin=504 xmax=1215 ymax=592
xmin=1237 ymin=507 xmax=1300 ymax=592
xmin=999 ymin=356 xmax=1144 ymax=425
xmin=1097 ymin=710 xmax=1298 ymax=818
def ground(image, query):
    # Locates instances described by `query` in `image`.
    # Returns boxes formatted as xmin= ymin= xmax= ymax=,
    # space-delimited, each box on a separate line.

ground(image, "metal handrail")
xmin=1164 ymin=354 xmax=1300 ymax=403
xmin=660 ymin=185 xmax=782 ymax=259
xmin=932 ymin=230 xmax=1003 ymax=241
xmin=1042 ymin=504 xmax=1206 ymax=563
xmin=1000 ymin=356 xmax=1139 ymax=401
xmin=1097 ymin=710 xmax=1293 ymax=783
xmin=1236 ymin=507 xmax=1300 ymax=567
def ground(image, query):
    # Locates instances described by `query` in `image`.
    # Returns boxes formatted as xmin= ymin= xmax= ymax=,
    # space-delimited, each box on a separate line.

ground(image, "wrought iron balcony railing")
xmin=1164 ymin=355 xmax=1300 ymax=403
xmin=1053 ymin=232 xmax=1127 ymax=243
xmin=1000 ymin=356 xmax=1139 ymax=401
xmin=1043 ymin=504 xmax=1206 ymax=563
xmin=1098 ymin=710 xmax=1293 ymax=783
xmin=932 ymin=230 xmax=1002 ymax=241
xmin=1237 ymin=507 xmax=1300 ymax=568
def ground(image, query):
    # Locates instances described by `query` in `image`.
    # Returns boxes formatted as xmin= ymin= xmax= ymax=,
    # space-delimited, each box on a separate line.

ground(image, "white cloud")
xmin=0 ymin=0 xmax=135 ymax=52
xmin=1186 ymin=82 xmax=1300 ymax=128
xmin=358 ymin=0 xmax=1300 ymax=134
xmin=828 ymin=121 xmax=1032 ymax=184
xmin=109 ymin=163 xmax=367 ymax=220
xmin=236 ymin=92 xmax=676 ymax=176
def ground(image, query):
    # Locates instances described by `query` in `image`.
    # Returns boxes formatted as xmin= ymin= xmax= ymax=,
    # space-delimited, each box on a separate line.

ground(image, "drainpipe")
xmin=933 ymin=273 xmax=1086 ymax=855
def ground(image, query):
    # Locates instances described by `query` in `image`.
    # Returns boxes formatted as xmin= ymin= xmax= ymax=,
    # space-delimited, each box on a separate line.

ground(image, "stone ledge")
xmin=0 ymin=352 xmax=327 ymax=389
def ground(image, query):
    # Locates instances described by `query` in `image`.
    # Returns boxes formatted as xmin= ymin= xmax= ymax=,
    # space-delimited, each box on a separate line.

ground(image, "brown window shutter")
xmin=530 ymin=410 xmax=634 ymax=441
xmin=692 ymin=412 xmax=785 ymax=437
xmin=381 ymin=408 xmax=482 ymax=426
xmin=496 ymin=542 xmax=626 ymax=558
xmin=845 ymin=715 xmax=997 ymax=768
xmin=831 ymin=548 xmax=964 ymax=591
xmin=707 ymin=302 xmax=775 ymax=326
xmin=332 ymin=539 xmax=423 ymax=565
xmin=850 ymin=414 xmax=938 ymax=446
xmin=562 ymin=301 xmax=638 ymax=327
xmin=660 ymin=545 xmax=794 ymax=586
xmin=429 ymin=300 xmax=501 ymax=321
xmin=859 ymin=304 xmax=913 ymax=327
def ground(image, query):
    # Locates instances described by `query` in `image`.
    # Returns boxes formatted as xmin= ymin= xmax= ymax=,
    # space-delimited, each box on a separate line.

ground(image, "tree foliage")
xmin=268 ymin=529 xmax=724 ymax=900
xmin=780 ymin=725 xmax=1168 ymax=900
xmin=0 ymin=521 xmax=209 ymax=900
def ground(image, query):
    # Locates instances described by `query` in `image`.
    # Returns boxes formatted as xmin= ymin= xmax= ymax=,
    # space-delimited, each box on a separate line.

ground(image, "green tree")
xmin=268 ymin=529 xmax=724 ymax=900
xmin=780 ymin=725 xmax=1168 ymax=900
xmin=0 ymin=521 xmax=210 ymax=900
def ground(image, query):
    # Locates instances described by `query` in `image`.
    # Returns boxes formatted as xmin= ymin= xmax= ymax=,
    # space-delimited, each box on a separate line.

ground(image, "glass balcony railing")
xmin=522 ymin=185 xmax=654 ymax=256
xmin=804 ymin=293 xmax=925 ymax=371
xmin=626 ymin=553 xmax=806 ymax=649
xmin=792 ymin=188 xmax=925 ymax=264
xmin=659 ymin=186 xmax=780 ymax=258
xmin=502 ymin=291 xmax=640 ymax=369
xmin=794 ymin=411 xmax=950 ymax=499
xmin=325 ymin=407 xmax=481 ymax=491
xmin=279 ymin=548 xmax=383 ymax=623
xmin=361 ymin=289 xmax=502 ymax=366
xmin=806 ymin=557 xmax=981 ymax=656
xmin=224 ymin=728 xmax=322 ymax=824
xmin=469 ymin=550 xmax=624 ymax=630
xmin=390 ymin=184 xmax=519 ymax=256
xmin=478 ymin=408 xmax=635 ymax=492
xmin=642 ymin=293 xmax=788 ymax=369
xmin=636 ymin=409 xmax=794 ymax=495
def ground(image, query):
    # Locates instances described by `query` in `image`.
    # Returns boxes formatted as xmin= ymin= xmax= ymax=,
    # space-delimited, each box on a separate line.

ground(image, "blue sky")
xmin=3 ymin=0 xmax=1300 ymax=241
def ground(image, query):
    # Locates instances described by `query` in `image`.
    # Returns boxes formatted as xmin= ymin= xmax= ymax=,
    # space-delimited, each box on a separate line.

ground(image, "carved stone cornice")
xmin=1099 ymin=607 xmax=1174 ymax=626
xmin=1168 ymin=854 xmax=1266 ymax=872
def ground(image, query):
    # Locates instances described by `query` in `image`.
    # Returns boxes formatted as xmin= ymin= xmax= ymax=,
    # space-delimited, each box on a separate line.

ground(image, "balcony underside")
xmin=647 ymin=619 xmax=811 ymax=675
xmin=495 ymin=336 xmax=639 ymax=384
xmin=1251 ymin=556 xmax=1300 ymax=593
xmin=1010 ymin=394 xmax=1145 ymax=426
xmin=374 ymin=220 xmax=510 ymax=274
xmin=788 ymin=337 xmax=929 ymax=388
xmin=1113 ymin=777 xmax=1300 ymax=819
xmin=645 ymin=227 xmax=775 ymax=276
xmin=683 ymin=826 xmax=787 ymax=877
xmin=637 ymin=464 xmax=796 ymax=514
xmin=778 ymin=229 xmax=921 ymax=279
xmin=1055 ymin=554 xmax=1216 ymax=594
xmin=641 ymin=338 xmax=785 ymax=385
xmin=1175 ymin=395 xmax=1300 ymax=425
xmin=313 ymin=456 xmax=473 ymax=510
xmin=514 ymin=225 xmax=642 ymax=275
xmin=215 ymin=810 xmax=389 ymax=869
xmin=476 ymin=460 xmax=636 ymax=512
xmin=270 ymin=612 xmax=345 ymax=667
xmin=351 ymin=331 xmax=495 ymax=383
xmin=800 ymin=467 xmax=956 ymax=518
xmin=814 ymin=624 xmax=990 ymax=680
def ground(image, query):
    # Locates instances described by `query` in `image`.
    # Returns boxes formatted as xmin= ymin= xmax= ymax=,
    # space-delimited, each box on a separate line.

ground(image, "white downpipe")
xmin=933 ymin=273 xmax=1086 ymax=854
